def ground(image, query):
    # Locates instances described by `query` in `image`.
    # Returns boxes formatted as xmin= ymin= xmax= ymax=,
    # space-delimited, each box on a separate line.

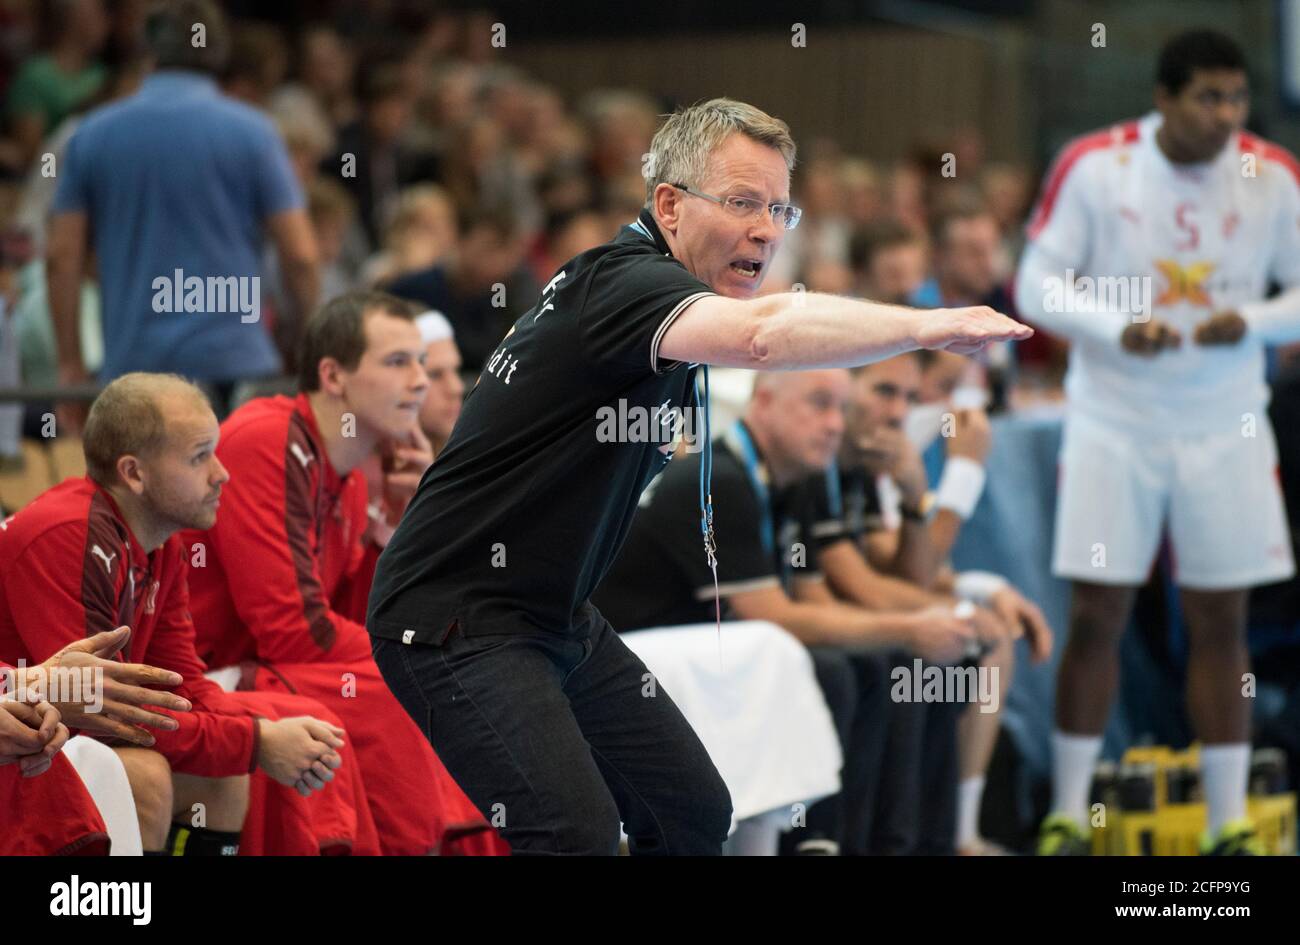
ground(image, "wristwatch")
xmin=900 ymin=491 xmax=936 ymax=522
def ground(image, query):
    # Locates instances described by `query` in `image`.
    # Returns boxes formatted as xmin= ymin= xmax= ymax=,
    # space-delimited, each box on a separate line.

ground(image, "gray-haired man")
xmin=368 ymin=98 xmax=1030 ymax=855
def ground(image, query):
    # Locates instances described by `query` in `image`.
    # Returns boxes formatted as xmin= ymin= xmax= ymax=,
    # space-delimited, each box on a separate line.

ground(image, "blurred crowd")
xmin=0 ymin=0 xmax=1060 ymax=424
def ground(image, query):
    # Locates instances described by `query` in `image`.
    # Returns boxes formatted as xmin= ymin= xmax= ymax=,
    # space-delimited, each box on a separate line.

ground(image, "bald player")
xmin=0 ymin=373 xmax=369 ymax=855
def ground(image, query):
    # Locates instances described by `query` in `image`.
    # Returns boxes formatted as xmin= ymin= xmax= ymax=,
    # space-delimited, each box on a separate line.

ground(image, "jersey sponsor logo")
xmin=485 ymin=345 xmax=520 ymax=384
xmin=90 ymin=544 xmax=117 ymax=574
xmin=1154 ymin=260 xmax=1214 ymax=307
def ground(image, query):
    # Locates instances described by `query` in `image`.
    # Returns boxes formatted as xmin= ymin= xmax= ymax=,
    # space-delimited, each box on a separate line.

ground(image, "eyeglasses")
xmin=672 ymin=183 xmax=802 ymax=231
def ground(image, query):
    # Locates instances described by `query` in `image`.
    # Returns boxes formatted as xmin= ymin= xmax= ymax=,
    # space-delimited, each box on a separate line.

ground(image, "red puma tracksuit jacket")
xmin=184 ymin=393 xmax=505 ymax=855
xmin=0 ymin=659 xmax=109 ymax=856
xmin=0 ymin=478 xmax=376 ymax=855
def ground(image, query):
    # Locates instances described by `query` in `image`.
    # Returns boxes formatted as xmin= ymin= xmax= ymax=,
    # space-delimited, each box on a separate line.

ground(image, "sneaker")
xmin=1201 ymin=819 xmax=1265 ymax=856
xmin=1037 ymin=813 xmax=1089 ymax=856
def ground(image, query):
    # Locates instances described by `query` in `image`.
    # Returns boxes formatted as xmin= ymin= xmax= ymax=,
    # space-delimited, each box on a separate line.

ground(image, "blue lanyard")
xmin=722 ymin=419 xmax=774 ymax=558
xmin=694 ymin=366 xmax=717 ymax=565
xmin=824 ymin=457 xmax=843 ymax=519
xmin=630 ymin=214 xmax=723 ymax=642
xmin=693 ymin=366 xmax=721 ymax=639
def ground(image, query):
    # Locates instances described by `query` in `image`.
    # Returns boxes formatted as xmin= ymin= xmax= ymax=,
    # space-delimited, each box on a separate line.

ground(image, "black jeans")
xmin=868 ymin=651 xmax=962 ymax=855
xmin=781 ymin=646 xmax=891 ymax=853
xmin=839 ymin=652 xmax=896 ymax=855
xmin=371 ymin=611 xmax=734 ymax=855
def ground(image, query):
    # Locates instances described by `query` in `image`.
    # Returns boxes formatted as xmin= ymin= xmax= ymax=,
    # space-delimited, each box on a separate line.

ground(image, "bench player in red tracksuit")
xmin=185 ymin=291 xmax=505 ymax=855
xmin=0 ymin=376 xmax=379 ymax=855
xmin=0 ymin=658 xmax=110 ymax=855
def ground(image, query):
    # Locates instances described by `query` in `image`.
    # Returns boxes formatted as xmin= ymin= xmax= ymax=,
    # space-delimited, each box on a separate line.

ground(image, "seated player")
xmin=0 ymin=661 xmax=102 ymax=855
xmin=334 ymin=310 xmax=463 ymax=617
xmin=0 ymin=373 xmax=373 ymax=855
xmin=595 ymin=369 xmax=996 ymax=854
xmin=414 ymin=310 xmax=466 ymax=457
xmin=811 ymin=352 xmax=1052 ymax=854
xmin=0 ymin=626 xmax=193 ymax=856
xmin=185 ymin=291 xmax=505 ymax=855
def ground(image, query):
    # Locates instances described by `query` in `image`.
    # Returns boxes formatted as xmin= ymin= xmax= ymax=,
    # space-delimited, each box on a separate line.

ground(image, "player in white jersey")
xmin=1014 ymin=30 xmax=1300 ymax=855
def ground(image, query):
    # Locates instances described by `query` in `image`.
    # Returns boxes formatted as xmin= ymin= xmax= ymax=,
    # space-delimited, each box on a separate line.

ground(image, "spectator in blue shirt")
xmin=46 ymin=0 xmax=319 ymax=423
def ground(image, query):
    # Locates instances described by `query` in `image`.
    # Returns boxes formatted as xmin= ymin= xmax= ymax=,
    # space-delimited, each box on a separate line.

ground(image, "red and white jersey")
xmin=1017 ymin=111 xmax=1300 ymax=434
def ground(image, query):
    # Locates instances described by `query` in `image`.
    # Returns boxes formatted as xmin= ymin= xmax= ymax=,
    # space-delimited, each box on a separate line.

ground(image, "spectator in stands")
xmin=271 ymin=92 xmax=336 ymax=190
xmin=911 ymin=204 xmax=1016 ymax=402
xmin=580 ymin=88 xmax=659 ymax=190
xmin=840 ymin=158 xmax=884 ymax=229
xmin=386 ymin=204 xmax=538 ymax=370
xmin=5 ymin=0 xmax=109 ymax=168
xmin=911 ymin=202 xmax=1009 ymax=311
xmin=183 ymin=291 xmax=506 ymax=856
xmin=14 ymin=52 xmax=146 ymax=254
xmin=362 ymin=184 xmax=457 ymax=287
xmin=528 ymin=206 xmax=607 ymax=286
xmin=220 ymin=21 xmax=290 ymax=110
xmin=306 ymin=180 xmax=359 ymax=303
xmin=329 ymin=63 xmax=437 ymax=248
xmin=849 ymin=220 xmax=929 ymax=306
xmin=47 ymin=0 xmax=319 ymax=421
xmin=279 ymin=25 xmax=357 ymax=132
xmin=0 ymin=373 xmax=370 ymax=855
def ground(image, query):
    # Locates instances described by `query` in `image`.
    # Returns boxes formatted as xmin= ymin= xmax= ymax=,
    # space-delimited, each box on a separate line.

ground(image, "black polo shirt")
xmin=593 ymin=420 xmax=823 ymax=632
xmin=803 ymin=461 xmax=886 ymax=552
xmin=368 ymin=209 xmax=716 ymax=642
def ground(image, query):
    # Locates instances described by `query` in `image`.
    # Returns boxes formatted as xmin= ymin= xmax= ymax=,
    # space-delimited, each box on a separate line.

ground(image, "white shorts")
xmin=1052 ymin=412 xmax=1295 ymax=589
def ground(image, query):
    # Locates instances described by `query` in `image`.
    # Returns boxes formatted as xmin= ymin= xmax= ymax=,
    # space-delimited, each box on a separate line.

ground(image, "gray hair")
xmin=644 ymin=98 xmax=797 ymax=205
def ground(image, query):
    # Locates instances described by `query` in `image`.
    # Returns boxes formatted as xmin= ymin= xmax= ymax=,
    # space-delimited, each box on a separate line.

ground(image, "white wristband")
xmin=954 ymin=570 xmax=1009 ymax=605
xmin=935 ymin=456 xmax=987 ymax=519
xmin=952 ymin=599 xmax=977 ymax=620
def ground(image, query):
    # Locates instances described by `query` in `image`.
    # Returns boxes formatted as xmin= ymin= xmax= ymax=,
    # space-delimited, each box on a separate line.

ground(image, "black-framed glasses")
xmin=672 ymin=183 xmax=802 ymax=231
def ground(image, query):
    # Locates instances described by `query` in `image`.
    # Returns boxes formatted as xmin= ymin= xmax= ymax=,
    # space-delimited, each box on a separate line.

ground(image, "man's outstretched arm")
xmin=659 ymin=294 xmax=1031 ymax=370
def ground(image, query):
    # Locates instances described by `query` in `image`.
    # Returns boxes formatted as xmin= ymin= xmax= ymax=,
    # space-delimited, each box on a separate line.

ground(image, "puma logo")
xmin=289 ymin=442 xmax=313 ymax=469
xmin=91 ymin=545 xmax=116 ymax=574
